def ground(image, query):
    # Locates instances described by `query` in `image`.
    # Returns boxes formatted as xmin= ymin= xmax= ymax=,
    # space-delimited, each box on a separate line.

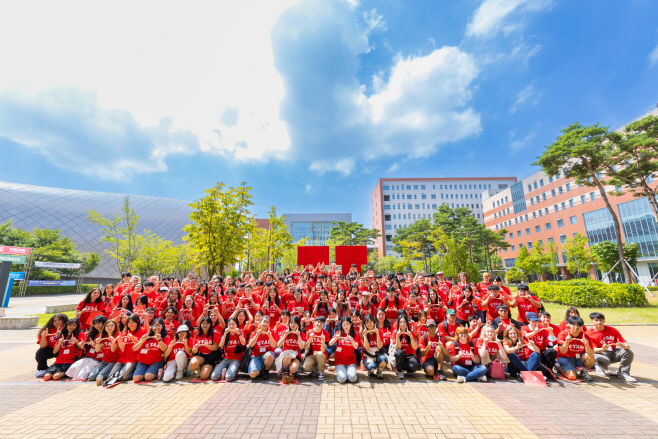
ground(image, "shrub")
xmin=530 ymin=279 xmax=649 ymax=307
xmin=11 ymin=284 xmax=98 ymax=296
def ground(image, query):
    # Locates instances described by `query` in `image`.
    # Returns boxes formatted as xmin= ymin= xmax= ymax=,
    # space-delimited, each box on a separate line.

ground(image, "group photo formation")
xmin=34 ymin=268 xmax=637 ymax=387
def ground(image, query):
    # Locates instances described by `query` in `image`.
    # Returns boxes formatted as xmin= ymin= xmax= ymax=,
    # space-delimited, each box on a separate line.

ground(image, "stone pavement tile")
xmin=0 ymin=341 xmax=32 ymax=352
xmin=0 ymin=344 xmax=43 ymax=381
xmin=0 ymin=382 xmax=81 ymax=417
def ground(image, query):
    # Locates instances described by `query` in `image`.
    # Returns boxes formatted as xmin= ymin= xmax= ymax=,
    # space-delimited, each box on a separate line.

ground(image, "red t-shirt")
xmin=179 ymin=307 xmax=202 ymax=326
xmin=236 ymin=294 xmax=262 ymax=316
xmin=307 ymin=329 xmax=330 ymax=354
xmin=557 ymin=330 xmax=592 ymax=358
xmin=419 ymin=333 xmax=441 ymax=363
xmin=475 ymin=282 xmax=491 ymax=300
xmin=496 ymin=318 xmax=515 ymax=336
xmin=55 ymin=338 xmax=80 ymax=364
xmin=455 ymin=295 xmax=475 ymax=321
xmin=220 ymin=297 xmax=236 ymax=320
xmin=262 ymin=300 xmax=283 ymax=326
xmin=222 ymin=333 xmax=244 ymax=361
xmin=163 ymin=319 xmax=181 ymax=334
xmin=99 ymin=337 xmax=120 ymax=363
xmin=426 ymin=302 xmax=445 ymax=323
xmin=521 ymin=326 xmax=548 ymax=351
xmin=281 ymin=332 xmax=305 ymax=355
xmin=515 ymin=296 xmax=539 ymax=323
xmin=414 ymin=321 xmax=429 ymax=341
xmin=383 ymin=296 xmax=405 ymax=321
xmin=347 ymin=295 xmax=360 ymax=309
xmin=334 ymin=335 xmax=357 ymax=366
xmin=435 ymin=282 xmax=451 ymax=302
xmin=448 ymin=289 xmax=462 ymax=311
xmin=118 ymin=327 xmax=147 ymax=364
xmin=137 ymin=336 xmax=169 ymax=365
xmin=167 ymin=340 xmax=191 ymax=362
xmin=477 ymin=339 xmax=500 ymax=357
xmin=586 ymin=326 xmax=626 ymax=350
xmin=249 ymin=332 xmax=275 ymax=356
xmin=76 ymin=301 xmax=105 ymax=329
xmin=37 ymin=327 xmax=60 ymax=348
xmin=485 ymin=294 xmax=504 ymax=322
xmin=195 ymin=331 xmax=221 ymax=354
xmin=404 ymin=300 xmax=424 ymax=321
xmin=394 ymin=330 xmax=415 ymax=356
xmin=287 ymin=299 xmax=310 ymax=317
xmin=356 ymin=301 xmax=377 ymax=317
xmin=438 ymin=321 xmax=459 ymax=340
xmin=504 ymin=340 xmax=528 ymax=361
xmin=379 ymin=326 xmax=393 ymax=346
xmin=448 ymin=341 xmax=475 ymax=367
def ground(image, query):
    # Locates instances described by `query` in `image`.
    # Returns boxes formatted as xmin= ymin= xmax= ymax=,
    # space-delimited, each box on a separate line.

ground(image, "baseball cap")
xmin=526 ymin=312 xmax=540 ymax=322
xmin=426 ymin=319 xmax=437 ymax=327
xmin=437 ymin=271 xmax=444 ymax=275
xmin=159 ymin=286 xmax=169 ymax=291
xmin=446 ymin=309 xmax=456 ymax=316
xmin=177 ymin=325 xmax=189 ymax=333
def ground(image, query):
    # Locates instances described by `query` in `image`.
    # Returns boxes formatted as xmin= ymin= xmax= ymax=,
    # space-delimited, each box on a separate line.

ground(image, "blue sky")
xmin=1 ymin=0 xmax=657 ymax=226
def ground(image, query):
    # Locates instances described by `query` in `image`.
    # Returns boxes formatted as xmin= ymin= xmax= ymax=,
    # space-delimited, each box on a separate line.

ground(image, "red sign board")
xmin=335 ymin=245 xmax=368 ymax=275
xmin=297 ymin=246 xmax=330 ymax=267
xmin=0 ymin=246 xmax=31 ymax=256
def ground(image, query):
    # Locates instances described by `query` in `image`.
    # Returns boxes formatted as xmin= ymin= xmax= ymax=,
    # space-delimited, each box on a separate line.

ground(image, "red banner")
xmin=297 ymin=246 xmax=330 ymax=267
xmin=0 ymin=246 xmax=31 ymax=256
xmin=297 ymin=246 xmax=368 ymax=275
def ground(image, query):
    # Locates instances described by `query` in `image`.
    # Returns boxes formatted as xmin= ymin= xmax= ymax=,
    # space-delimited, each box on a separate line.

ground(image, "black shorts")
xmin=45 ymin=363 xmax=72 ymax=374
xmin=422 ymin=358 xmax=438 ymax=371
xmin=197 ymin=350 xmax=222 ymax=366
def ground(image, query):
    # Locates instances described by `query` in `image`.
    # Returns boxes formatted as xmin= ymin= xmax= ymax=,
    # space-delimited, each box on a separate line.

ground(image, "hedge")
xmin=11 ymin=284 xmax=98 ymax=297
xmin=531 ymin=279 xmax=649 ymax=308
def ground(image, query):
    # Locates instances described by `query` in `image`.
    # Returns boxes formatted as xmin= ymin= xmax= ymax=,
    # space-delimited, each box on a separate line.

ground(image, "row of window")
xmin=383 ymin=183 xmax=494 ymax=191
xmin=506 ymin=233 xmax=576 ymax=252
xmin=384 ymin=193 xmax=482 ymax=201
xmin=494 ymin=192 xmax=596 ymax=231
xmin=527 ymin=169 xmax=569 ymax=193
xmin=504 ymin=216 xmax=578 ymax=240
xmin=384 ymin=203 xmax=481 ymax=210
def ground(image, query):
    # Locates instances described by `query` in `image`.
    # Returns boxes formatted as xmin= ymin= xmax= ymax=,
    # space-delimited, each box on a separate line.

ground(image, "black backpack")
xmin=453 ymin=341 xmax=474 ymax=354
xmin=384 ymin=295 xmax=400 ymax=309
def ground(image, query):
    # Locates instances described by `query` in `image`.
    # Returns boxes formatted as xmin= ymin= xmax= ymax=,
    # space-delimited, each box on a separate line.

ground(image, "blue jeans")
xmin=134 ymin=361 xmax=163 ymax=377
xmin=507 ymin=352 xmax=541 ymax=375
xmin=211 ymin=358 xmax=241 ymax=381
xmin=326 ymin=344 xmax=336 ymax=358
xmin=557 ymin=356 xmax=584 ymax=372
xmin=336 ymin=364 xmax=357 ymax=383
xmin=452 ymin=364 xmax=487 ymax=381
xmin=363 ymin=354 xmax=388 ymax=370
xmin=88 ymin=361 xmax=116 ymax=381
xmin=248 ymin=352 xmax=274 ymax=373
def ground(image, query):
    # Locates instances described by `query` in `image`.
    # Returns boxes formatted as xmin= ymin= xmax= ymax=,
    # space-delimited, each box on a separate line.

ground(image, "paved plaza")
xmin=0 ymin=326 xmax=657 ymax=439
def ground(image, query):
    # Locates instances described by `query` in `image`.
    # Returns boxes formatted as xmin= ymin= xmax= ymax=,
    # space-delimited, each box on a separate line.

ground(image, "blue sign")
xmin=2 ymin=272 xmax=25 ymax=307
xmin=9 ymin=272 xmax=25 ymax=281
xmin=27 ymin=280 xmax=76 ymax=286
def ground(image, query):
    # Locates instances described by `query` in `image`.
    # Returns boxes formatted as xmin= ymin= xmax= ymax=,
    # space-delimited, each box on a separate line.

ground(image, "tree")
xmin=506 ymin=267 xmax=526 ymax=283
xmin=265 ymin=207 xmax=294 ymax=271
xmin=87 ymin=196 xmax=139 ymax=275
xmin=131 ymin=230 xmax=180 ymax=279
xmin=279 ymin=237 xmax=309 ymax=272
xmin=329 ymin=221 xmax=381 ymax=246
xmin=481 ymin=228 xmax=510 ymax=272
xmin=240 ymin=220 xmax=268 ymax=273
xmin=534 ymin=122 xmax=631 ymax=283
xmin=391 ymin=219 xmax=436 ymax=272
xmin=514 ymin=246 xmax=533 ymax=280
xmin=605 ymin=115 xmax=658 ymax=220
xmin=374 ymin=255 xmax=400 ymax=274
xmin=435 ymin=232 xmax=479 ymax=279
xmin=563 ymin=233 xmax=596 ymax=278
xmin=184 ymin=182 xmax=254 ymax=276
xmin=590 ymin=241 xmax=639 ymax=280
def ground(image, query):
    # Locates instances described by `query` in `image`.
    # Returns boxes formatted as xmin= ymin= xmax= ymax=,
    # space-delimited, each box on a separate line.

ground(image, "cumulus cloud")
xmin=0 ymin=88 xmax=198 ymax=179
xmin=388 ymin=163 xmax=400 ymax=172
xmin=650 ymin=41 xmax=658 ymax=67
xmin=510 ymin=131 xmax=537 ymax=152
xmin=466 ymin=0 xmax=552 ymax=39
xmin=273 ymin=0 xmax=482 ymax=175
xmin=510 ymin=82 xmax=541 ymax=113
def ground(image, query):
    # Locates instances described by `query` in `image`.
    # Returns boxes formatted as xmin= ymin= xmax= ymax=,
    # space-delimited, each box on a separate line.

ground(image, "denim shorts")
xmin=134 ymin=361 xmax=163 ymax=377
xmin=248 ymin=352 xmax=274 ymax=373
xmin=557 ymin=356 xmax=584 ymax=372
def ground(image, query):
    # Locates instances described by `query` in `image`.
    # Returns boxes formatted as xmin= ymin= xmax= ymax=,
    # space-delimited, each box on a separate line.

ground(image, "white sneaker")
xmin=619 ymin=372 xmax=637 ymax=383
xmin=594 ymin=363 xmax=607 ymax=377
xmin=175 ymin=372 xmax=184 ymax=380
xmin=477 ymin=375 xmax=487 ymax=382
xmin=457 ymin=375 xmax=466 ymax=384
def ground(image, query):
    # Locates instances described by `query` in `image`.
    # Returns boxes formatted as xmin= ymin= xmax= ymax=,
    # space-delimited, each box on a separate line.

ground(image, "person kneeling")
xmin=394 ymin=315 xmax=419 ymax=380
xmin=556 ymin=316 xmax=594 ymax=381
xmin=247 ymin=315 xmax=276 ymax=380
xmin=447 ymin=326 xmax=487 ymax=383
xmin=330 ymin=317 xmax=359 ymax=383
xmin=419 ymin=319 xmax=449 ymax=380
xmin=587 ymin=312 xmax=636 ymax=383
xmin=273 ymin=315 xmax=305 ymax=382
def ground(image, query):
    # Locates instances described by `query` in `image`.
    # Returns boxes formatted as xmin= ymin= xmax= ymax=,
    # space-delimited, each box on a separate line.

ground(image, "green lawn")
xmin=540 ymin=294 xmax=658 ymax=325
xmin=30 ymin=311 xmax=76 ymax=327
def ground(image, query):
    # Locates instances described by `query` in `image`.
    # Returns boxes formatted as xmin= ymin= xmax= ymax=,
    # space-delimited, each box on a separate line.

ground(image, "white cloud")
xmin=466 ymin=0 xmax=551 ymax=39
xmin=364 ymin=8 xmax=386 ymax=32
xmin=0 ymin=0 xmax=301 ymax=175
xmin=510 ymin=82 xmax=541 ymax=113
xmin=305 ymin=183 xmax=316 ymax=193
xmin=388 ymin=163 xmax=400 ymax=172
xmin=309 ymin=158 xmax=356 ymax=176
xmin=650 ymin=41 xmax=658 ymax=67
xmin=510 ymin=131 xmax=537 ymax=151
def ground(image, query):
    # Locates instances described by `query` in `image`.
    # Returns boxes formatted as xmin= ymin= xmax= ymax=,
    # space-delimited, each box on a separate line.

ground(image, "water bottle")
xmin=157 ymin=368 xmax=164 ymax=380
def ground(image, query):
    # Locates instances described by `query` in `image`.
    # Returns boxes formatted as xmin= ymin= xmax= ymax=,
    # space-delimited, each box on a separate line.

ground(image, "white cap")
xmin=177 ymin=325 xmax=189 ymax=333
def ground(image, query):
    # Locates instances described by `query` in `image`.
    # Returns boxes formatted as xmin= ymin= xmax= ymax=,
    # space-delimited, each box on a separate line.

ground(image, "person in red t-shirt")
xmin=404 ymin=290 xmax=424 ymax=322
xmin=44 ymin=319 xmax=84 ymax=381
xmin=419 ymin=319 xmax=448 ymax=380
xmin=329 ymin=316 xmax=359 ymax=383
xmin=467 ymin=315 xmax=482 ymax=342
xmin=426 ymin=289 xmax=447 ymax=324
xmin=556 ymin=316 xmax=595 ymax=381
xmin=383 ymin=287 xmax=405 ymax=324
xmin=558 ymin=307 xmax=582 ymax=332
xmin=110 ymin=313 xmax=147 ymax=381
xmin=210 ymin=318 xmax=247 ymax=382
xmin=587 ymin=312 xmax=636 ymax=382
xmin=275 ymin=315 xmax=305 ymax=379
xmin=133 ymin=318 xmax=169 ymax=382
xmin=35 ymin=313 xmax=69 ymax=377
xmin=89 ymin=319 xmax=121 ymax=383
xmin=312 ymin=290 xmax=332 ymax=320
xmin=447 ymin=326 xmax=487 ymax=383
xmin=179 ymin=296 xmax=201 ymax=328
xmin=302 ymin=316 xmax=330 ymax=381
xmin=476 ymin=325 xmax=508 ymax=376
xmin=190 ymin=317 xmax=221 ymax=380
xmin=76 ymin=288 xmax=106 ymax=330
xmin=503 ymin=324 xmax=540 ymax=380
xmin=439 ymin=310 xmax=460 ymax=344
xmin=394 ymin=315 xmax=419 ymax=380
xmin=509 ymin=284 xmax=542 ymax=324
xmin=481 ymin=285 xmax=513 ymax=323
xmin=362 ymin=314 xmax=384 ymax=379
xmin=65 ymin=315 xmax=107 ymax=381
xmin=163 ymin=325 xmax=192 ymax=382
xmin=455 ymin=286 xmax=476 ymax=326
xmin=262 ymin=286 xmax=284 ymax=326
xmin=247 ymin=315 xmax=277 ymax=379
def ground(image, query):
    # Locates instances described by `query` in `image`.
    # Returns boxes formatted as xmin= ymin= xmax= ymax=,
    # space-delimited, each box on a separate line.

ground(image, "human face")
xmin=458 ymin=332 xmax=469 ymax=343
xmin=540 ymin=314 xmax=551 ymax=326
xmin=152 ymin=322 xmax=162 ymax=333
xmin=260 ymin=319 xmax=269 ymax=331
xmin=342 ymin=320 xmax=351 ymax=333
xmin=53 ymin=317 xmax=63 ymax=329
xmin=185 ymin=297 xmax=194 ymax=308
xmin=290 ymin=320 xmax=299 ymax=331
xmin=459 ymin=273 xmax=467 ymax=282
xmin=93 ymin=320 xmax=103 ymax=330
xmin=105 ymin=321 xmax=117 ymax=334
xmin=106 ymin=285 xmax=114 ymax=293
xmin=469 ymin=319 xmax=479 ymax=329
xmin=121 ymin=296 xmax=129 ymax=307
xmin=569 ymin=324 xmax=583 ymax=337
xmin=314 ymin=320 xmax=324 ymax=331
xmin=591 ymin=317 xmax=605 ymax=330
xmin=127 ymin=320 xmax=137 ymax=330
xmin=365 ymin=319 xmax=375 ymax=330
xmin=227 ymin=320 xmax=237 ymax=331
xmin=448 ymin=314 xmax=456 ymax=323
xmin=427 ymin=325 xmax=437 ymax=336
xmin=508 ymin=329 xmax=518 ymax=342
xmin=498 ymin=308 xmax=508 ymax=318
xmin=399 ymin=319 xmax=408 ymax=331
xmin=484 ymin=327 xmax=494 ymax=340
xmin=165 ymin=310 xmax=175 ymax=320
xmin=200 ymin=320 xmax=210 ymax=332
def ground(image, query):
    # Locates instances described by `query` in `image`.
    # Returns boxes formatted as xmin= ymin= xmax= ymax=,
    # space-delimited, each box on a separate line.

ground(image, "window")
xmin=536 ymin=196 xmax=540 ymax=203
xmin=542 ymin=192 xmax=547 ymax=201
xmin=384 ymin=214 xmax=391 ymax=221
xmin=533 ymin=212 xmax=537 ymax=218
xmin=420 ymin=185 xmax=425 ymax=189
xmin=539 ymin=210 xmax=543 ymax=217
xmin=535 ymin=225 xmax=541 ymax=233
xmin=527 ymin=184 xmax=532 ymax=192
xmin=549 ymin=176 xmax=553 ymax=183
xmin=554 ymin=204 xmax=559 ymax=212
xmin=545 ymin=222 xmax=552 ymax=230
xmin=413 ymin=185 xmax=418 ymax=190
xmin=519 ymin=243 xmax=524 ymax=249
xmin=407 ymin=195 xmax=412 ymax=199
xmin=421 ymin=194 xmax=426 ymax=199
xmin=540 ymin=179 xmax=544 ymax=187
xmin=384 ymin=205 xmax=390 ymax=210
xmin=569 ymin=198 xmax=574 ymax=208
xmin=530 ymin=198 xmax=534 ymax=205
xmin=432 ymin=204 xmax=437 ymax=209
xmin=479 ymin=185 xmax=482 ymax=189
xmin=570 ymin=215 xmax=577 ymax=225
xmin=534 ymin=181 xmax=538 ymax=189
xmin=525 ymin=227 xmax=531 ymax=235
xmin=414 ymin=195 xmax=417 ymax=199
xmin=383 ymin=185 xmax=390 ymax=190
xmin=477 ymin=214 xmax=480 ymax=218
xmin=525 ymin=214 xmax=528 ymax=221
xmin=548 ymin=237 xmax=554 ymax=243
xmin=517 ymin=230 xmax=522 ymax=237
xmin=581 ymin=195 xmax=586 ymax=204
xmin=385 ymin=225 xmax=392 ymax=230
xmin=538 ymin=239 xmax=543 ymax=245
xmin=433 ymin=185 xmax=435 ymax=189
xmin=558 ymin=186 xmax=563 ymax=194
xmin=590 ymin=192 xmax=595 ymax=201
xmin=488 ymin=184 xmax=491 ymax=189
xmin=406 ymin=185 xmax=411 ymax=189
xmin=431 ymin=194 xmax=436 ymax=199
xmin=386 ymin=235 xmax=392 ymax=242
xmin=557 ymin=219 xmax=564 ymax=228
xmin=562 ymin=253 xmax=568 ymax=263
xmin=386 ymin=245 xmax=392 ymax=251
xmin=450 ymin=185 xmax=452 ymax=189
xmin=566 ymin=182 xmax=571 ymax=191
xmin=384 ymin=195 xmax=390 ymax=201
xmin=509 ymin=233 xmax=513 ymax=238
xmin=648 ymin=174 xmax=654 ymax=184
xmin=511 ymin=245 xmax=515 ymax=251
xmin=461 ymin=194 xmax=464 ymax=199
xmin=559 ymin=235 xmax=566 ymax=244
xmin=460 ymin=185 xmax=463 ymax=189
xmin=415 ymin=204 xmax=420 ymax=209
xmin=561 ymin=202 xmax=566 ymax=210
xmin=413 ymin=214 xmax=416 ymax=219
xmin=515 ymin=217 xmax=519 ymax=224
xmin=528 ymin=241 xmax=533 ymax=249
xmin=551 ymin=189 xmax=556 ymax=197
xmin=544 ymin=208 xmax=549 ymax=215
xmin=441 ymin=194 xmax=444 ymax=199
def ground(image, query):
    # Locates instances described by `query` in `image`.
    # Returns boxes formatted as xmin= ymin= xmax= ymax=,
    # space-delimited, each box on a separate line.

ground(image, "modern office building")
xmin=371 ymin=177 xmax=518 ymax=256
xmin=283 ymin=213 xmax=352 ymax=245
xmin=0 ymin=181 xmax=191 ymax=283
xmin=483 ymin=107 xmax=658 ymax=285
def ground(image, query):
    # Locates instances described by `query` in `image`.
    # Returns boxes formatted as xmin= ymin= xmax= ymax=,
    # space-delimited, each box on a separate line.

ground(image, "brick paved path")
xmin=1 ymin=326 xmax=658 ymax=439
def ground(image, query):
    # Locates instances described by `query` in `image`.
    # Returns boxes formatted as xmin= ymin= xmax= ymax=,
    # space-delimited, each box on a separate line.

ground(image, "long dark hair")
xmin=124 ymin=314 xmax=141 ymax=334
xmin=61 ymin=317 xmax=81 ymax=340
xmin=396 ymin=315 xmax=411 ymax=342
xmin=376 ymin=308 xmax=392 ymax=330
xmin=339 ymin=316 xmax=355 ymax=338
xmin=198 ymin=316 xmax=215 ymax=339
xmin=38 ymin=312 xmax=69 ymax=337
xmin=265 ymin=286 xmax=281 ymax=307
xmin=118 ymin=294 xmax=134 ymax=311
xmin=83 ymin=287 xmax=103 ymax=304
xmin=289 ymin=315 xmax=301 ymax=332
xmin=83 ymin=315 xmax=107 ymax=353
xmin=147 ymin=318 xmax=168 ymax=339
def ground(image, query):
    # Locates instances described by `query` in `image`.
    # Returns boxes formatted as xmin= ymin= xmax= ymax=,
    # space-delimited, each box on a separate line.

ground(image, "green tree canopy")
xmin=590 ymin=241 xmax=639 ymax=278
xmin=329 ymin=221 xmax=381 ymax=246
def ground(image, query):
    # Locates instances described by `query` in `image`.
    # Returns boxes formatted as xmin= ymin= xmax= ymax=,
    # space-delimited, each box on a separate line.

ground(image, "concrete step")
xmin=0 ymin=316 xmax=39 ymax=330
xmin=45 ymin=304 xmax=77 ymax=313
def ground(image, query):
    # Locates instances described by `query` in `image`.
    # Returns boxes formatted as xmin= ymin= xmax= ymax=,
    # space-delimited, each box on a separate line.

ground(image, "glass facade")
xmin=511 ymin=181 xmax=527 ymax=214
xmin=0 ymin=181 xmax=190 ymax=280
xmin=618 ymin=198 xmax=658 ymax=258
xmin=290 ymin=221 xmax=335 ymax=245
xmin=582 ymin=207 xmax=617 ymax=245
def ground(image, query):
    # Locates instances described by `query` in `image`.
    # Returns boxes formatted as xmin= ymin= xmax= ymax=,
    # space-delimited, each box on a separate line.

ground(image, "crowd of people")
xmin=34 ymin=265 xmax=637 ymax=386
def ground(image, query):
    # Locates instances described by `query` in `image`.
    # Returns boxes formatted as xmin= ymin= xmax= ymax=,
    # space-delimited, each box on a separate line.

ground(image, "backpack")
xmin=453 ymin=341 xmax=474 ymax=354
xmin=487 ymin=359 xmax=505 ymax=380
xmin=384 ymin=295 xmax=400 ymax=310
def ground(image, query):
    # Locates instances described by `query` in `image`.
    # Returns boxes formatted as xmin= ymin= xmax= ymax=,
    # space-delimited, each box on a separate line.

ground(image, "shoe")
xmin=397 ymin=372 xmax=405 ymax=380
xmin=477 ymin=375 xmax=487 ymax=382
xmin=368 ymin=371 xmax=375 ymax=378
xmin=580 ymin=368 xmax=592 ymax=381
xmin=433 ymin=372 xmax=439 ymax=381
xmin=221 ymin=369 xmax=227 ymax=380
xmin=438 ymin=370 xmax=446 ymax=381
xmin=311 ymin=369 xmax=319 ymax=377
xmin=619 ymin=372 xmax=637 ymax=383
xmin=186 ymin=368 xmax=193 ymax=377
xmin=175 ymin=371 xmax=184 ymax=380
xmin=516 ymin=373 xmax=523 ymax=381
xmin=457 ymin=375 xmax=466 ymax=384
xmin=376 ymin=368 xmax=383 ymax=380
xmin=261 ymin=368 xmax=270 ymax=380
xmin=318 ymin=372 xmax=325 ymax=381
xmin=594 ymin=363 xmax=607 ymax=377
xmin=35 ymin=370 xmax=46 ymax=378
xmin=157 ymin=368 xmax=164 ymax=380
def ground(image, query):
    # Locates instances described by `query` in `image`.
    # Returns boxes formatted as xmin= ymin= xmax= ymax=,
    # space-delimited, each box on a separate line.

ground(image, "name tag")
xmin=336 ymin=347 xmax=342 ymax=352
xmin=97 ymin=353 xmax=103 ymax=358
xmin=89 ymin=348 xmax=95 ymax=353
xmin=464 ymin=359 xmax=472 ymax=365
xmin=260 ymin=347 xmax=266 ymax=353
xmin=141 ymin=349 xmax=148 ymax=354
xmin=313 ymin=351 xmax=322 ymax=356
xmin=607 ymin=346 xmax=613 ymax=351
xmin=63 ymin=349 xmax=70 ymax=355
xmin=575 ymin=353 xmax=580 ymax=359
